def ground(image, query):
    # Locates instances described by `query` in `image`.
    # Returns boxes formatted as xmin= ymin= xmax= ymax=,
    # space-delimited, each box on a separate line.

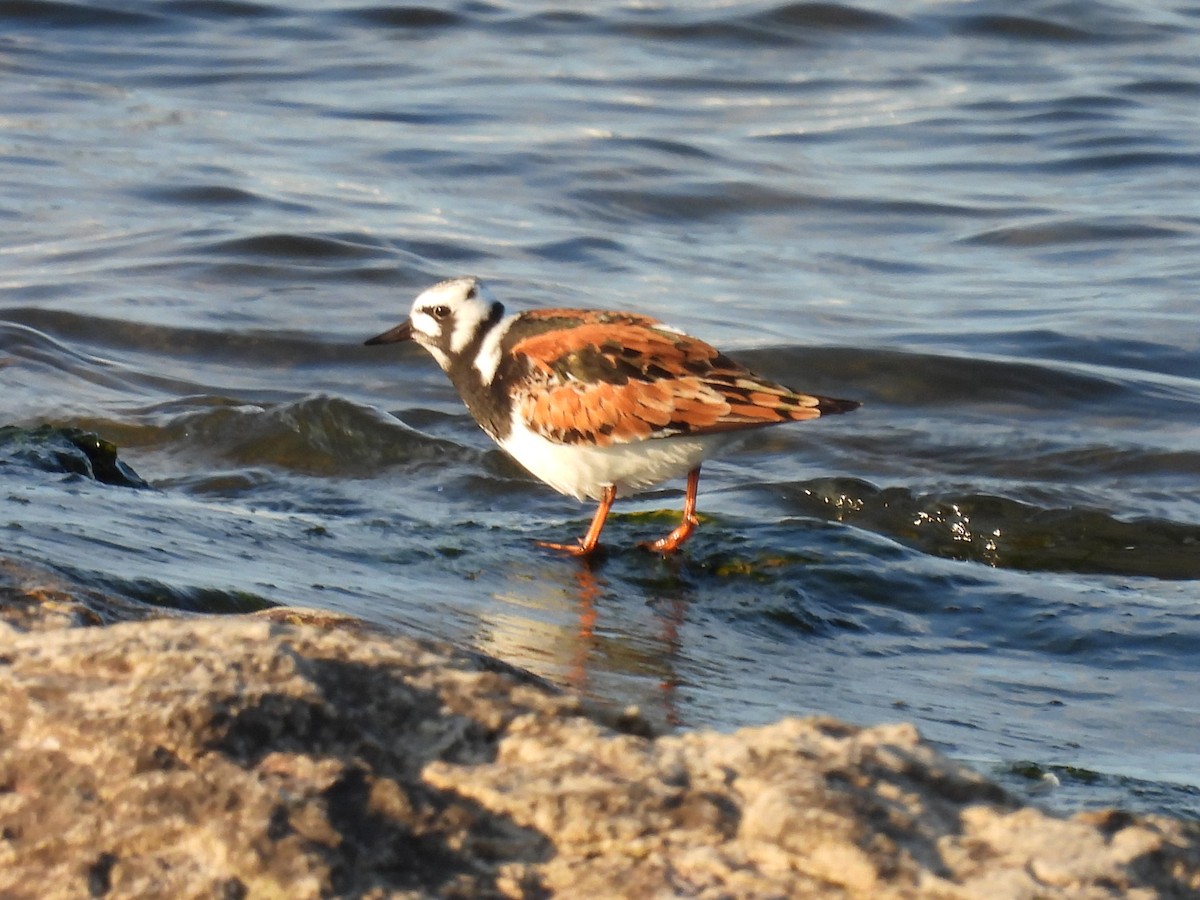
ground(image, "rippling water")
xmin=3 ymin=1 xmax=1199 ymax=818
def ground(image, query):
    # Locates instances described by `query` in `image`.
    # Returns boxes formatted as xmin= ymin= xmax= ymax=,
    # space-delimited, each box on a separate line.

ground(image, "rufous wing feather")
xmin=508 ymin=312 xmax=859 ymax=446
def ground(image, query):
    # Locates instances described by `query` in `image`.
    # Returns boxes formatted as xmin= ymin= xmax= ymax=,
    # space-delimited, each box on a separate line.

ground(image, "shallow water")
xmin=2 ymin=1 xmax=1199 ymax=818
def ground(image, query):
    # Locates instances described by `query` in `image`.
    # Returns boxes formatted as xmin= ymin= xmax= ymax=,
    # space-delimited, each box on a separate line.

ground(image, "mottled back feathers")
xmin=498 ymin=308 xmax=858 ymax=447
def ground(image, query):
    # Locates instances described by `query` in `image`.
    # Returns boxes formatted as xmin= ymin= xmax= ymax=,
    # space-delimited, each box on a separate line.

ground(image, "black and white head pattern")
xmin=406 ymin=276 xmax=506 ymax=376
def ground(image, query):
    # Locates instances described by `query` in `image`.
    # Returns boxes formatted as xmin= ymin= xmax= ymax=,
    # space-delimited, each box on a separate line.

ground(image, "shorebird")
xmin=366 ymin=276 xmax=858 ymax=555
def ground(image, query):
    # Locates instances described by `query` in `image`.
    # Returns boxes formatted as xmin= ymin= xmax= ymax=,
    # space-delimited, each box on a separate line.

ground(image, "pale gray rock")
xmin=1 ymin=562 xmax=1198 ymax=898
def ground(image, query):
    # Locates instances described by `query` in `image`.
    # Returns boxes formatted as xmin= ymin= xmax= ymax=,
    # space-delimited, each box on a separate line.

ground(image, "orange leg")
xmin=537 ymin=484 xmax=617 ymax=556
xmin=641 ymin=467 xmax=701 ymax=554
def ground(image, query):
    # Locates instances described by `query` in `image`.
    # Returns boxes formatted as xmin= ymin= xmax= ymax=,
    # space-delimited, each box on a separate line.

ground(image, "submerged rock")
xmin=0 ymin=558 xmax=165 ymax=632
xmin=0 ymin=425 xmax=148 ymax=488
xmin=1 ymin=585 xmax=1198 ymax=898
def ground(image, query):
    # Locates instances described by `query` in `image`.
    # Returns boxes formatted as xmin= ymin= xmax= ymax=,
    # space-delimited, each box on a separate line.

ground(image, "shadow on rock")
xmin=0 ymin=617 xmax=558 ymax=899
xmin=208 ymin=655 xmax=555 ymax=898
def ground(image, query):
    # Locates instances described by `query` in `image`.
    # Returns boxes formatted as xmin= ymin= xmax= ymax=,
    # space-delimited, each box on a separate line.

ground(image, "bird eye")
xmin=432 ymin=305 xmax=451 ymax=320
xmin=466 ymin=285 xmax=478 ymax=300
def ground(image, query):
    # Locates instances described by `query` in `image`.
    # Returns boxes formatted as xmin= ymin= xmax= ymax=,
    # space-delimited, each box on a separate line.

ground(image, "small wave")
xmin=735 ymin=345 xmax=1132 ymax=411
xmin=783 ymin=477 xmax=1200 ymax=580
xmin=871 ymin=145 xmax=1198 ymax=178
xmin=954 ymin=96 xmax=1131 ymax=131
xmin=502 ymin=2 xmax=1166 ymax=48
xmin=130 ymin=183 xmax=313 ymax=214
xmin=574 ymin=182 xmax=1001 ymax=224
xmin=818 ymin=252 xmax=940 ymax=276
xmin=1046 ymin=151 xmax=1200 ymax=174
xmin=151 ymin=394 xmax=477 ymax=476
xmin=161 ymin=0 xmax=282 ymax=21
xmin=199 ymin=232 xmax=389 ymax=261
xmin=77 ymin=571 xmax=278 ymax=614
xmin=0 ymin=320 xmax=165 ymax=400
xmin=1122 ymin=79 xmax=1200 ymax=98
xmin=338 ymin=5 xmax=464 ymax=30
xmin=571 ymin=182 xmax=812 ymax=223
xmin=962 ymin=218 xmax=1189 ymax=247
xmin=2 ymin=320 xmax=111 ymax=371
xmin=496 ymin=2 xmax=910 ymax=49
xmin=323 ymin=106 xmax=494 ymax=127
xmin=970 ymin=332 xmax=1200 ymax=382
xmin=751 ymin=3 xmax=905 ymax=33
xmin=593 ymin=135 xmax=719 ymax=161
xmin=950 ymin=14 xmax=1094 ymax=43
xmin=526 ymin=236 xmax=629 ymax=268
xmin=610 ymin=2 xmax=909 ymax=46
xmin=391 ymin=238 xmax=494 ymax=264
xmin=1 ymin=309 xmax=356 ymax=369
xmin=939 ymin=2 xmax=1181 ymax=44
xmin=0 ymin=0 xmax=162 ymax=29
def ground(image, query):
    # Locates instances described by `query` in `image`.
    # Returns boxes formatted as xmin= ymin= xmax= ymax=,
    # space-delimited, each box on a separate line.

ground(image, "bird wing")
xmin=505 ymin=310 xmax=857 ymax=447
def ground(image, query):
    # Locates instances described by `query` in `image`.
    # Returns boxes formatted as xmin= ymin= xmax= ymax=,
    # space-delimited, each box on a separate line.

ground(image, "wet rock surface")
xmin=0 ymin=425 xmax=149 ymax=489
xmin=1 ymin=564 xmax=1199 ymax=899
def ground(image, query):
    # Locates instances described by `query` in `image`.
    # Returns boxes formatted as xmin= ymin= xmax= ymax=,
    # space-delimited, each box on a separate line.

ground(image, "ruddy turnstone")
xmin=366 ymin=276 xmax=859 ymax=556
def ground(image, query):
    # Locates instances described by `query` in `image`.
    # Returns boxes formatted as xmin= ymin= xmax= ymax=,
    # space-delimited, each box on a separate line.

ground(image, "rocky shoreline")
xmin=2 ymin=558 xmax=1198 ymax=899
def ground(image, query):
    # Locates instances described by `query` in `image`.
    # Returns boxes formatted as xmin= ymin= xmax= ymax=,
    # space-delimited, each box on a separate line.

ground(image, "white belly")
xmin=498 ymin=418 xmax=738 ymax=501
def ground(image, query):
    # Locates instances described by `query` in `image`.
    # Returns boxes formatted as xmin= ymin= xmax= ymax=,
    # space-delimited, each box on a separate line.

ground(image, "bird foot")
xmin=639 ymin=515 xmax=699 ymax=554
xmin=535 ymin=538 xmax=601 ymax=557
